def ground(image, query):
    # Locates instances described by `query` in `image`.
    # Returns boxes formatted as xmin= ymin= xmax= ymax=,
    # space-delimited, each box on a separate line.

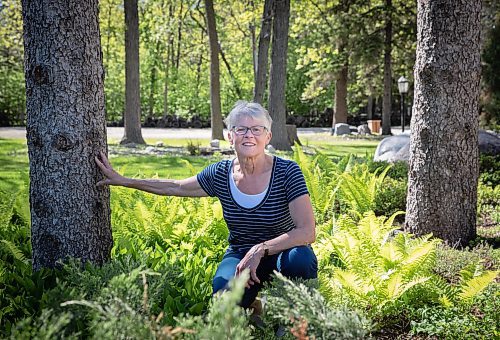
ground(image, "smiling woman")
xmin=95 ymin=100 xmax=317 ymax=314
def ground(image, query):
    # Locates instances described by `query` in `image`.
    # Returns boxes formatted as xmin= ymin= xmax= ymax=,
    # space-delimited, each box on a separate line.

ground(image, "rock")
xmin=122 ymin=142 xmax=137 ymax=148
xmin=349 ymin=125 xmax=358 ymax=133
xmin=155 ymin=141 xmax=164 ymax=147
xmin=357 ymin=124 xmax=371 ymax=135
xmin=210 ymin=139 xmax=220 ymax=148
xmin=333 ymin=123 xmax=351 ymax=136
xmin=374 ymin=129 xmax=500 ymax=163
xmin=266 ymin=144 xmax=276 ymax=153
xmin=145 ymin=146 xmax=156 ymax=153
xmin=479 ymin=130 xmax=500 ymax=156
xmin=374 ymin=135 xmax=410 ymax=162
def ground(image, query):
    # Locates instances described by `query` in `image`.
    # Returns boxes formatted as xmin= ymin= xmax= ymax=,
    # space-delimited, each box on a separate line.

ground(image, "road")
xmin=0 ymin=126 xmax=333 ymax=140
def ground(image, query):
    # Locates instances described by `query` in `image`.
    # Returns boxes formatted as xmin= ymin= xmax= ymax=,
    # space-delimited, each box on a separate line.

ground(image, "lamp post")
xmin=397 ymin=76 xmax=409 ymax=132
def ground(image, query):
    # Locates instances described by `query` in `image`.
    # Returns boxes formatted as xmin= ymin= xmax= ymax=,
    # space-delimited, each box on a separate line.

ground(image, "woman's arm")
xmin=95 ymin=151 xmax=208 ymax=197
xmin=235 ymin=194 xmax=316 ymax=284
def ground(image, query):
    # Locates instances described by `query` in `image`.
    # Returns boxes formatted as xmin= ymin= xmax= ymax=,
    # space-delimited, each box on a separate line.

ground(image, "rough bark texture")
xmin=269 ymin=0 xmax=291 ymax=151
xmin=205 ymin=0 xmax=224 ymax=140
xmin=253 ymin=0 xmax=274 ymax=104
xmin=406 ymin=0 xmax=481 ymax=246
xmin=382 ymin=0 xmax=393 ymax=135
xmin=21 ymin=0 xmax=112 ymax=270
xmin=122 ymin=0 xmax=145 ymax=145
xmin=333 ymin=59 xmax=348 ymax=126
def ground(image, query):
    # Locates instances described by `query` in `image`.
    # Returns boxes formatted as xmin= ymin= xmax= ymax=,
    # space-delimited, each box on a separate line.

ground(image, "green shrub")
xmin=367 ymin=160 xmax=408 ymax=181
xmin=479 ymin=154 xmax=500 ymax=187
xmin=263 ymin=273 xmax=371 ymax=339
xmin=374 ymin=177 xmax=407 ymax=219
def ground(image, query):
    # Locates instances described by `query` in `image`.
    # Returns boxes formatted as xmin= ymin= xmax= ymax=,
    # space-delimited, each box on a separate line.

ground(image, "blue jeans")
xmin=212 ymin=245 xmax=318 ymax=308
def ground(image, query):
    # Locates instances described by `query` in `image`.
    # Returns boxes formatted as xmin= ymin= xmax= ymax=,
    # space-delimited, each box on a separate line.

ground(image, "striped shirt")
xmin=197 ymin=156 xmax=309 ymax=252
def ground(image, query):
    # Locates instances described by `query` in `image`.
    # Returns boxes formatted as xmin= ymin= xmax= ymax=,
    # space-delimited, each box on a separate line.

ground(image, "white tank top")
xmin=229 ymin=163 xmax=268 ymax=209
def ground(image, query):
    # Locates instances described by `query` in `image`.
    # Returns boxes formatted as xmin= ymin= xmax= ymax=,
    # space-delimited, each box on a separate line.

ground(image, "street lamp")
xmin=397 ymin=76 xmax=409 ymax=132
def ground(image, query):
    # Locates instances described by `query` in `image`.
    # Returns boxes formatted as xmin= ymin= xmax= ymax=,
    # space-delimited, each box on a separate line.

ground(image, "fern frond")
xmin=458 ymin=270 xmax=499 ymax=301
xmin=0 ymin=239 xmax=29 ymax=265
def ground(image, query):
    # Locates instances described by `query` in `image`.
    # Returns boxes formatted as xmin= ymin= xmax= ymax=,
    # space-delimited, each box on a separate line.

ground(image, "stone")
xmin=266 ymin=144 xmax=276 ymax=153
xmin=333 ymin=123 xmax=351 ymax=136
xmin=210 ymin=139 xmax=220 ymax=148
xmin=349 ymin=125 xmax=358 ymax=133
xmin=479 ymin=130 xmax=500 ymax=156
xmin=374 ymin=135 xmax=410 ymax=162
xmin=145 ymin=146 xmax=156 ymax=153
xmin=357 ymin=124 xmax=371 ymax=135
xmin=155 ymin=141 xmax=164 ymax=147
xmin=122 ymin=142 xmax=137 ymax=148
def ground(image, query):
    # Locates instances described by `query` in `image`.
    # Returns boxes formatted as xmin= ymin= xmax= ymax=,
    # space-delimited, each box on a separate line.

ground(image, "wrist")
xmin=260 ymin=242 xmax=269 ymax=258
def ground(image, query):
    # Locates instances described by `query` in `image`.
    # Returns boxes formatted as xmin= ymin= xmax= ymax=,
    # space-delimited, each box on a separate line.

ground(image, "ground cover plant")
xmin=0 ymin=138 xmax=498 ymax=338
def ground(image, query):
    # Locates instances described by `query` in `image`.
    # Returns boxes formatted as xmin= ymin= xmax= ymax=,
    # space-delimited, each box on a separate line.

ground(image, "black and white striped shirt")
xmin=197 ymin=156 xmax=309 ymax=252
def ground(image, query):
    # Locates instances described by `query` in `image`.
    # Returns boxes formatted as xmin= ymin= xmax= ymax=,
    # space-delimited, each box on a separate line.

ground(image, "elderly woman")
xmin=95 ymin=101 xmax=317 ymax=309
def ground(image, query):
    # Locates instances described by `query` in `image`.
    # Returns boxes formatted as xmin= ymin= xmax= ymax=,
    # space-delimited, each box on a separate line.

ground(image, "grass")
xmin=0 ymin=135 xmax=378 ymax=192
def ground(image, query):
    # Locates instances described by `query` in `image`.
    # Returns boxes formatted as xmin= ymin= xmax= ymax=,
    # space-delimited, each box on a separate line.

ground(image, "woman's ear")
xmin=266 ymin=131 xmax=272 ymax=144
xmin=227 ymin=130 xmax=234 ymax=145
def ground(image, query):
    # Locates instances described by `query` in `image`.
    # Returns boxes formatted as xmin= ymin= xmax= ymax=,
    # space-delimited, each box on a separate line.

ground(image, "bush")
xmin=479 ymin=154 xmax=500 ymax=187
xmin=374 ymin=177 xmax=407 ymax=220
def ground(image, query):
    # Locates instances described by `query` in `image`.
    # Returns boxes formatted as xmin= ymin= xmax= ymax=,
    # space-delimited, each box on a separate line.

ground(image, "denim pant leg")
xmin=212 ymin=250 xmax=277 ymax=309
xmin=277 ymin=245 xmax=318 ymax=279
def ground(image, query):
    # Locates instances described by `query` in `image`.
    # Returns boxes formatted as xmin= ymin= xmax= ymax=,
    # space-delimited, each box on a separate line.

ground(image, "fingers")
xmin=100 ymin=151 xmax=112 ymax=168
xmin=250 ymin=268 xmax=260 ymax=285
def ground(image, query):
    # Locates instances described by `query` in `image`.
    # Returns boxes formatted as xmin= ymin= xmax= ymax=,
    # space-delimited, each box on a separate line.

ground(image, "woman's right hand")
xmin=95 ymin=151 xmax=124 ymax=187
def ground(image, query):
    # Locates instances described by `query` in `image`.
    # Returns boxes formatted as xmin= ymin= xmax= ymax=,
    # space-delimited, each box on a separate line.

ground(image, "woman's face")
xmin=227 ymin=115 xmax=272 ymax=158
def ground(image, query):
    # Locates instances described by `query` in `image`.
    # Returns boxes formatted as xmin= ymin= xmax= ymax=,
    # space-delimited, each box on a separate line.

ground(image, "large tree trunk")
xmin=121 ymin=0 xmax=145 ymax=145
xmin=382 ymin=0 xmax=393 ymax=135
xmin=205 ymin=0 xmax=224 ymax=140
xmin=253 ymin=0 xmax=274 ymax=104
xmin=21 ymin=0 xmax=112 ymax=270
xmin=406 ymin=0 xmax=481 ymax=247
xmin=269 ymin=0 xmax=291 ymax=151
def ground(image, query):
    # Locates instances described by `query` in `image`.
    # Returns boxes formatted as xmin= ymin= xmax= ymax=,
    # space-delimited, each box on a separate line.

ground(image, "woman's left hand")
xmin=235 ymin=244 xmax=264 ymax=288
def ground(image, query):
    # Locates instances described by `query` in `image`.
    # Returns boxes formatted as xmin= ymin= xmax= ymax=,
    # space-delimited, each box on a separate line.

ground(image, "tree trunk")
xmin=406 ymin=0 xmax=481 ymax=247
xmin=333 ymin=54 xmax=348 ymax=126
xmin=382 ymin=0 xmax=393 ymax=135
xmin=205 ymin=0 xmax=224 ymax=140
xmin=21 ymin=0 xmax=112 ymax=270
xmin=268 ymin=0 xmax=291 ymax=151
xmin=148 ymin=41 xmax=160 ymax=118
xmin=121 ymin=0 xmax=145 ymax=145
xmin=253 ymin=0 xmax=274 ymax=104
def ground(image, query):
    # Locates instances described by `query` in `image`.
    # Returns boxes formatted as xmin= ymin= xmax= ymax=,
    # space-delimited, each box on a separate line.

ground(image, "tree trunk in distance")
xmin=269 ymin=0 xmax=291 ymax=151
xmin=406 ymin=0 xmax=481 ymax=247
xmin=333 ymin=60 xmax=348 ymax=126
xmin=286 ymin=124 xmax=301 ymax=146
xmin=253 ymin=0 xmax=274 ymax=104
xmin=205 ymin=0 xmax=224 ymax=140
xmin=382 ymin=0 xmax=393 ymax=135
xmin=21 ymin=0 xmax=112 ymax=270
xmin=122 ymin=0 xmax=145 ymax=145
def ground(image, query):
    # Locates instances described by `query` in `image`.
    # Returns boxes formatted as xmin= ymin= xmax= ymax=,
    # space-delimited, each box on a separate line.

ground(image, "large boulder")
xmin=374 ymin=135 xmax=410 ymax=162
xmin=479 ymin=130 xmax=500 ymax=156
xmin=333 ymin=123 xmax=351 ymax=136
xmin=374 ymin=129 xmax=500 ymax=163
xmin=358 ymin=124 xmax=371 ymax=135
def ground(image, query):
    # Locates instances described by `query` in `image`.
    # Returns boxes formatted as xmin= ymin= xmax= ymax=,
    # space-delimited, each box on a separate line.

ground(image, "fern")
xmin=0 ymin=239 xmax=29 ymax=265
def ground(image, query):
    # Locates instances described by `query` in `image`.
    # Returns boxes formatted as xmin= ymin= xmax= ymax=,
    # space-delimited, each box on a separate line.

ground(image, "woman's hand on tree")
xmin=95 ymin=151 xmax=124 ymax=186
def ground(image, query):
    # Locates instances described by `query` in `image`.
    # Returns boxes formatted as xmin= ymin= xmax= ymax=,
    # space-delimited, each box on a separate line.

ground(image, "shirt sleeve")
xmin=196 ymin=162 xmax=219 ymax=197
xmin=284 ymin=161 xmax=309 ymax=203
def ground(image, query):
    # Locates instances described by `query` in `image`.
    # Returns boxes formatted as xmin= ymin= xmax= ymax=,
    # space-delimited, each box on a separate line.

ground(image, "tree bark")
xmin=21 ymin=0 xmax=112 ymax=270
xmin=333 ymin=43 xmax=348 ymax=126
xmin=406 ymin=0 xmax=481 ymax=247
xmin=382 ymin=0 xmax=393 ymax=135
xmin=121 ymin=0 xmax=145 ymax=145
xmin=268 ymin=0 xmax=291 ymax=151
xmin=253 ymin=0 xmax=274 ymax=104
xmin=205 ymin=0 xmax=224 ymax=140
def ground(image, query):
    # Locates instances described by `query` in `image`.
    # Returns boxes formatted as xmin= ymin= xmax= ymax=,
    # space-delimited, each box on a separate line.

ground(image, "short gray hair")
xmin=224 ymin=100 xmax=273 ymax=131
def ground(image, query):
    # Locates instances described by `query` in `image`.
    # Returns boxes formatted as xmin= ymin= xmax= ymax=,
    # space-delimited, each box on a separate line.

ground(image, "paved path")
xmin=0 ymin=127 xmax=334 ymax=140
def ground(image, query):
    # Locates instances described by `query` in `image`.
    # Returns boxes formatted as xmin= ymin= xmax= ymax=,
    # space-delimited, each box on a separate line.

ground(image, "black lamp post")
xmin=397 ymin=76 xmax=409 ymax=132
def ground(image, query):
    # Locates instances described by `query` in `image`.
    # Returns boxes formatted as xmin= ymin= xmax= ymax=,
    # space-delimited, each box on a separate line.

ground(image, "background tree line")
xmin=1 ymin=0 xmax=498 ymax=129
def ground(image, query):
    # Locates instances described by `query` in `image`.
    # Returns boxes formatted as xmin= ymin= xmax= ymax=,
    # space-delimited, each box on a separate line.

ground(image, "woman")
xmin=95 ymin=101 xmax=317 ymax=309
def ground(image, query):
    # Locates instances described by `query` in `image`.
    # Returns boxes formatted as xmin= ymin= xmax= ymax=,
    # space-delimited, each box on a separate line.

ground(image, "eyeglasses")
xmin=231 ymin=125 xmax=268 ymax=136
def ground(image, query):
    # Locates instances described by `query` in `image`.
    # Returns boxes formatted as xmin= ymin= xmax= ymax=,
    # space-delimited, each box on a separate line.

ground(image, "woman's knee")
xmin=278 ymin=245 xmax=318 ymax=279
